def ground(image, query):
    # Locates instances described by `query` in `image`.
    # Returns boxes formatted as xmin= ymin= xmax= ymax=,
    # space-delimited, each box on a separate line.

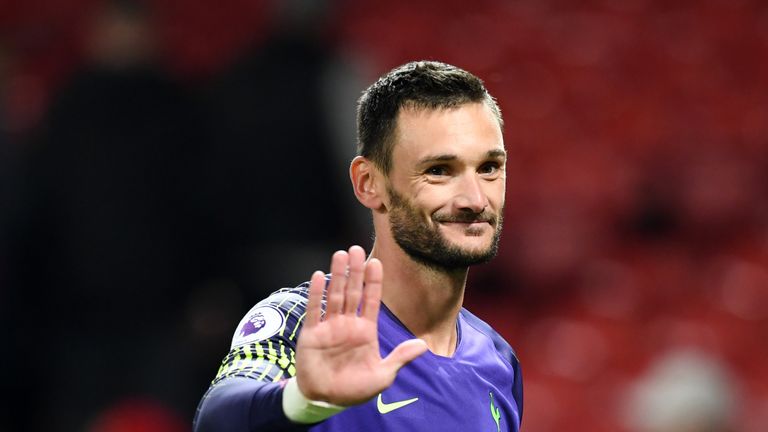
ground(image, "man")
xmin=194 ymin=61 xmax=523 ymax=431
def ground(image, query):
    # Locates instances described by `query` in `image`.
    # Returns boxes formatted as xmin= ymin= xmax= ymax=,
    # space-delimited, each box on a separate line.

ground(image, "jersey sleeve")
xmin=194 ymin=285 xmax=314 ymax=432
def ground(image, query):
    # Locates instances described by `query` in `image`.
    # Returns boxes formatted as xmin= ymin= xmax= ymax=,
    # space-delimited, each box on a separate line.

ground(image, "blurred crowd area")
xmin=1 ymin=0 xmax=767 ymax=431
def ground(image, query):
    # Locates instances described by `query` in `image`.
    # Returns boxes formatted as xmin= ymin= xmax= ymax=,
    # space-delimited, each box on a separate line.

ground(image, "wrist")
xmin=282 ymin=377 xmax=346 ymax=424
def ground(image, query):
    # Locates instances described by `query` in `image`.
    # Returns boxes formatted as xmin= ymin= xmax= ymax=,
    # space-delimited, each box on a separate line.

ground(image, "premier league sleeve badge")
xmin=230 ymin=304 xmax=286 ymax=348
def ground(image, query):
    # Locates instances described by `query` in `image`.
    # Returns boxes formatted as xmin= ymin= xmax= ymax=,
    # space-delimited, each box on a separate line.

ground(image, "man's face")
xmin=384 ymin=102 xmax=506 ymax=271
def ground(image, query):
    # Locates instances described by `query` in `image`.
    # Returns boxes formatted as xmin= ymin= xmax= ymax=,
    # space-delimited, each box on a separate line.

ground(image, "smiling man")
xmin=194 ymin=61 xmax=523 ymax=432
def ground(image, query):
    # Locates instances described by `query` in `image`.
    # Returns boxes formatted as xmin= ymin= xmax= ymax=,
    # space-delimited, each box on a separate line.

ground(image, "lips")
xmin=434 ymin=214 xmax=496 ymax=225
xmin=435 ymin=216 xmax=495 ymax=239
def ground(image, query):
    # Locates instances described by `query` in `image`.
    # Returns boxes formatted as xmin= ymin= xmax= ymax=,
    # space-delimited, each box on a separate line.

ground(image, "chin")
xmin=445 ymin=230 xmax=494 ymax=246
xmin=448 ymin=239 xmax=494 ymax=256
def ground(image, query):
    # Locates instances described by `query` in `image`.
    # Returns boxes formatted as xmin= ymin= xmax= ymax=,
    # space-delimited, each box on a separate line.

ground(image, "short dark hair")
xmin=356 ymin=60 xmax=503 ymax=174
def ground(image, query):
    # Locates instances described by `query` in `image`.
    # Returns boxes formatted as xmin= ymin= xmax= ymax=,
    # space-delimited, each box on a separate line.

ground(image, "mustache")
xmin=433 ymin=211 xmax=497 ymax=225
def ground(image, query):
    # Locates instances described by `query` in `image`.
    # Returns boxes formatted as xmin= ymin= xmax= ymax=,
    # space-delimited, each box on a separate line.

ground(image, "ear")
xmin=350 ymin=156 xmax=384 ymax=210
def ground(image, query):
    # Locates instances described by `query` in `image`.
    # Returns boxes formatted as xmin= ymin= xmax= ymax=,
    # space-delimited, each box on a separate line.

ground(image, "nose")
xmin=454 ymin=173 xmax=489 ymax=213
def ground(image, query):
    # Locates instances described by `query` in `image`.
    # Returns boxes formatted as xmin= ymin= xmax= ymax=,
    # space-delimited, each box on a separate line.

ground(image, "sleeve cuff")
xmin=282 ymin=377 xmax=347 ymax=424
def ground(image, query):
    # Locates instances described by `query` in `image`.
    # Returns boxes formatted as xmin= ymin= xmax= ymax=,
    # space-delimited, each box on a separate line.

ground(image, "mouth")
xmin=431 ymin=210 xmax=497 ymax=238
xmin=435 ymin=213 xmax=496 ymax=226
xmin=440 ymin=220 xmax=491 ymax=228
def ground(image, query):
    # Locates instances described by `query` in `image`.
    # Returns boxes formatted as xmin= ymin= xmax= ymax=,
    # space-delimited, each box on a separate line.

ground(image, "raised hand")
xmin=295 ymin=246 xmax=428 ymax=406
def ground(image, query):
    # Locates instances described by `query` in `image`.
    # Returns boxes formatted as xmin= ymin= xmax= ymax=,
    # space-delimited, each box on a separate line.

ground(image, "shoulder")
xmin=229 ymin=283 xmax=313 ymax=349
xmin=256 ymin=284 xmax=312 ymax=310
xmin=460 ymin=309 xmax=525 ymax=421
xmin=460 ymin=308 xmax=520 ymax=368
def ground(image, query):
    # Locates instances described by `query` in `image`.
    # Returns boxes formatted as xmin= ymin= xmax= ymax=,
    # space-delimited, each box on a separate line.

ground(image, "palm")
xmin=297 ymin=310 xmax=386 ymax=404
xmin=295 ymin=246 xmax=427 ymax=406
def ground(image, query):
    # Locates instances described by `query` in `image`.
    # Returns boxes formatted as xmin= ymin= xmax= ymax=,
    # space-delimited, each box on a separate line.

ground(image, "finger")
xmin=344 ymin=246 xmax=366 ymax=314
xmin=381 ymin=339 xmax=428 ymax=374
xmin=360 ymin=258 xmax=383 ymax=322
xmin=325 ymin=250 xmax=349 ymax=317
xmin=304 ymin=271 xmax=326 ymax=327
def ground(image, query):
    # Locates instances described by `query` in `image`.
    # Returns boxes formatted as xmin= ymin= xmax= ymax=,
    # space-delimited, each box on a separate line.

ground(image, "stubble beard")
xmin=387 ymin=186 xmax=503 ymax=272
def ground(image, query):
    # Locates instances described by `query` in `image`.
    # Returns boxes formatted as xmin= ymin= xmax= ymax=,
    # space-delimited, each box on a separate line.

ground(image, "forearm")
xmin=193 ymin=377 xmax=311 ymax=432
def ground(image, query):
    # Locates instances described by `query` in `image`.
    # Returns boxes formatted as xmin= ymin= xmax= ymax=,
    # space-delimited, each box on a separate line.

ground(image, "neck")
xmin=369 ymin=240 xmax=468 ymax=357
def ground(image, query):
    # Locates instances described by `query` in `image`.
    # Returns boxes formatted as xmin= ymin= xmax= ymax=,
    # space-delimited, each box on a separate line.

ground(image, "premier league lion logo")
xmin=239 ymin=312 xmax=267 ymax=338
xmin=231 ymin=305 xmax=285 ymax=347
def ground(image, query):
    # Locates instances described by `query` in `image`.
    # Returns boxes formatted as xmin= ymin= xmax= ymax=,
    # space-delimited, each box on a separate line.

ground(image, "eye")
xmin=479 ymin=162 xmax=500 ymax=175
xmin=425 ymin=165 xmax=450 ymax=176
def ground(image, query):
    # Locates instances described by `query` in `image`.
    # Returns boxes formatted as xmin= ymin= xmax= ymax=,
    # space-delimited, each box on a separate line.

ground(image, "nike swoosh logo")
xmin=376 ymin=393 xmax=419 ymax=414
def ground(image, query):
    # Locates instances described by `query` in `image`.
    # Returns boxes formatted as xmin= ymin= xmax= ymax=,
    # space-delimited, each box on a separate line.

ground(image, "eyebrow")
xmin=416 ymin=149 xmax=507 ymax=166
xmin=486 ymin=149 xmax=507 ymax=159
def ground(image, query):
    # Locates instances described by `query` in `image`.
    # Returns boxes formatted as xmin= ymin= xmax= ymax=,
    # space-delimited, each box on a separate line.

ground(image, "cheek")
xmin=487 ymin=182 xmax=506 ymax=207
xmin=411 ymin=186 xmax=451 ymax=214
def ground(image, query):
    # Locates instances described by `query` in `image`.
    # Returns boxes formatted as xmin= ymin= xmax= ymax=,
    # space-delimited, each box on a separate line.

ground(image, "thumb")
xmin=381 ymin=339 xmax=428 ymax=374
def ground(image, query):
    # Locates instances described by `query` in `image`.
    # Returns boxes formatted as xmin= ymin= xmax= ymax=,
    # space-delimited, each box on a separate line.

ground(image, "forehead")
xmin=392 ymin=102 xmax=504 ymax=164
